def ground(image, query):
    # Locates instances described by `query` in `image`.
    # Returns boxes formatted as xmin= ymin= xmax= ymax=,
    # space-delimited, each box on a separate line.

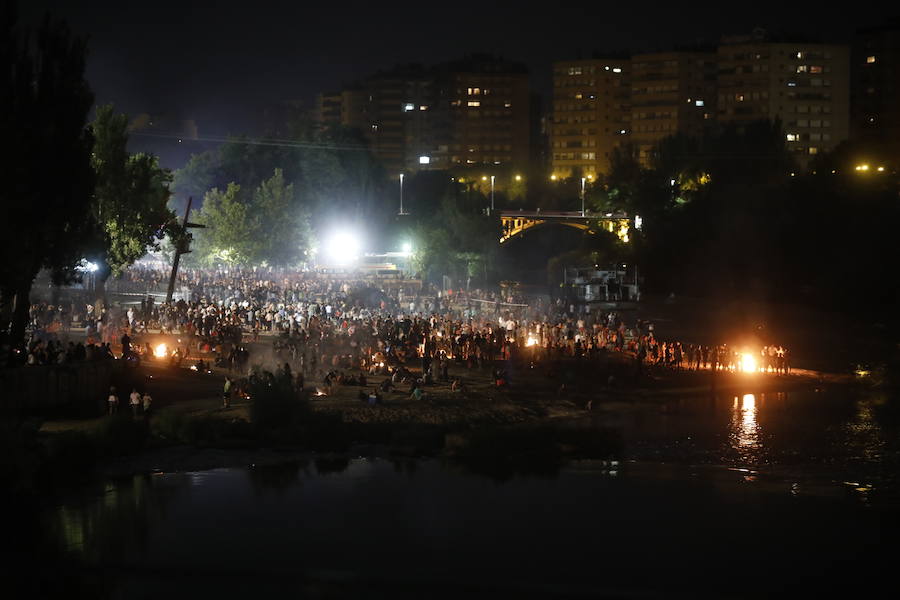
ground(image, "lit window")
xmin=419 ymin=105 xmax=428 ymax=111
xmin=866 ymin=55 xmax=876 ymax=63
xmin=695 ymin=100 xmax=705 ymax=107
xmin=419 ymin=156 xmax=430 ymax=164
xmin=786 ymin=133 xmax=799 ymax=142
xmin=810 ymin=65 xmax=823 ymax=74
xmin=467 ymin=101 xmax=481 ymax=107
xmin=403 ymin=103 xmax=414 ymax=112
xmin=796 ymin=52 xmax=803 ymax=59
xmin=504 ymin=102 xmax=512 ymax=108
xmin=612 ymin=67 xmax=622 ymax=73
xmin=796 ymin=65 xmax=808 ymax=73
xmin=808 ymin=147 xmax=818 ymax=155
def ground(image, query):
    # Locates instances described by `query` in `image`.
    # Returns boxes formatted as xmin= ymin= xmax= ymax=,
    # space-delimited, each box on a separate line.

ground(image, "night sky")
xmin=17 ymin=1 xmax=891 ymax=167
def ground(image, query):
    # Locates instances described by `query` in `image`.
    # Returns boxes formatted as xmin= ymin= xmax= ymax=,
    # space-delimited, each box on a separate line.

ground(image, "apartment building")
xmin=717 ymin=32 xmax=850 ymax=163
xmin=550 ymin=58 xmax=630 ymax=180
xmin=630 ymin=51 xmax=718 ymax=166
xmin=852 ymin=19 xmax=900 ymax=166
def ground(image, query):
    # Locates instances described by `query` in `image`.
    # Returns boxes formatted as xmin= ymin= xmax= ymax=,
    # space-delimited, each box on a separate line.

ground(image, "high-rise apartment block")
xmin=717 ymin=33 xmax=850 ymax=163
xmin=852 ymin=20 xmax=900 ymax=166
xmin=630 ymin=51 xmax=718 ymax=166
xmin=315 ymin=56 xmax=531 ymax=177
xmin=549 ymin=58 xmax=630 ymax=180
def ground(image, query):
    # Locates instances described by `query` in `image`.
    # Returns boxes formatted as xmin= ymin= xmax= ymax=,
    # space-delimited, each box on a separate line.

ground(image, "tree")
xmin=253 ymin=168 xmax=313 ymax=266
xmin=89 ymin=104 xmax=174 ymax=286
xmin=0 ymin=10 xmax=95 ymax=345
xmin=191 ymin=183 xmax=260 ymax=266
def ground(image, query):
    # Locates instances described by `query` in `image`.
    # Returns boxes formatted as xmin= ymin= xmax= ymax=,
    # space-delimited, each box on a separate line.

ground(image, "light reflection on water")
xmin=731 ymin=393 xmax=759 ymax=451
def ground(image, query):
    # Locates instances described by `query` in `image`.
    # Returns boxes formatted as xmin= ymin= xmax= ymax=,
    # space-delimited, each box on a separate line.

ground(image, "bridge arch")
xmin=499 ymin=211 xmax=631 ymax=244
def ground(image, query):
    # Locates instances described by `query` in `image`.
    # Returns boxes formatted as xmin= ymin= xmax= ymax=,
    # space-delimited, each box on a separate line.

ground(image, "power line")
xmin=130 ymin=130 xmax=370 ymax=152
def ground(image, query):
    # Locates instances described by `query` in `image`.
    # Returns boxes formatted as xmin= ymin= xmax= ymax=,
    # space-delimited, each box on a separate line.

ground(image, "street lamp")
xmin=490 ymin=175 xmax=495 ymax=212
xmin=581 ymin=177 xmax=586 ymax=216
xmin=398 ymin=173 xmax=408 ymax=215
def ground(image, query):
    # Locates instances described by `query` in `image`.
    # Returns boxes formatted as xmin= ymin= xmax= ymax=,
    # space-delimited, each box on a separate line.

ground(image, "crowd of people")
xmin=9 ymin=267 xmax=791 ymax=390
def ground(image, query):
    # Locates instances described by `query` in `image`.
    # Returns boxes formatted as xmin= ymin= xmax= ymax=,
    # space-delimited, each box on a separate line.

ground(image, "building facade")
xmin=717 ymin=33 xmax=850 ymax=164
xmin=549 ymin=58 xmax=631 ymax=180
xmin=315 ymin=56 xmax=531 ymax=178
xmin=852 ymin=20 xmax=900 ymax=167
xmin=630 ymin=51 xmax=718 ymax=166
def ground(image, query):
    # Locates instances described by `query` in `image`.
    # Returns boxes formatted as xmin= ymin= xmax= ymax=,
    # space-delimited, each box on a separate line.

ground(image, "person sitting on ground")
xmin=410 ymin=385 xmax=425 ymax=401
xmin=379 ymin=378 xmax=393 ymax=393
xmin=368 ymin=387 xmax=381 ymax=405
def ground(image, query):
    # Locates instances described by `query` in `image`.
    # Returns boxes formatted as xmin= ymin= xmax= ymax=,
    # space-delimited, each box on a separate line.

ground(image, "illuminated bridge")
xmin=499 ymin=210 xmax=632 ymax=244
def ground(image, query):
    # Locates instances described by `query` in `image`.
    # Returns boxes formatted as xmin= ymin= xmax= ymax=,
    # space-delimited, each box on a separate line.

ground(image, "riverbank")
xmin=25 ymin=353 xmax=862 ymax=486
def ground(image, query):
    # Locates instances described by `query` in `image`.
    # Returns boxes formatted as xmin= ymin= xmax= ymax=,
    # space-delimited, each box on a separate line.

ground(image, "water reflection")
xmin=731 ymin=393 xmax=760 ymax=453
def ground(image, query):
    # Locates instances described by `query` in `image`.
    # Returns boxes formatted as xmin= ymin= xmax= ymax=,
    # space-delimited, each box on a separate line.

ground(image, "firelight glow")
xmin=154 ymin=343 xmax=168 ymax=358
xmin=740 ymin=353 xmax=757 ymax=373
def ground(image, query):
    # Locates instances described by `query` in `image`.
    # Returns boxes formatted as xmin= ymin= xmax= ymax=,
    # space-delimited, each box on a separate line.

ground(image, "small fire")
xmin=525 ymin=336 xmax=538 ymax=347
xmin=154 ymin=343 xmax=168 ymax=358
xmin=740 ymin=353 xmax=757 ymax=373
xmin=189 ymin=365 xmax=198 ymax=371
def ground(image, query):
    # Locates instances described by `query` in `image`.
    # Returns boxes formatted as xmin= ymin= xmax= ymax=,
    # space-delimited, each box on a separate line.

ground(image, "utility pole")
xmin=165 ymin=197 xmax=205 ymax=303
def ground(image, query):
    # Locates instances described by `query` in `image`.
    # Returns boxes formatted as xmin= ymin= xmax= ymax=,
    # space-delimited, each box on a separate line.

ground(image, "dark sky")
xmin=17 ymin=1 xmax=892 ymax=167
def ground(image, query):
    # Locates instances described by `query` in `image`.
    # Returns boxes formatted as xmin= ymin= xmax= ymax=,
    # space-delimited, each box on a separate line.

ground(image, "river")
xmin=41 ymin=386 xmax=899 ymax=598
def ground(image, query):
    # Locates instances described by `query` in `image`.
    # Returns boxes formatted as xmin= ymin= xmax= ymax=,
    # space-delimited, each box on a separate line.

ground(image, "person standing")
xmin=129 ymin=388 xmax=142 ymax=416
xmin=107 ymin=386 xmax=119 ymax=416
xmin=142 ymin=392 xmax=153 ymax=417
xmin=223 ymin=377 xmax=232 ymax=409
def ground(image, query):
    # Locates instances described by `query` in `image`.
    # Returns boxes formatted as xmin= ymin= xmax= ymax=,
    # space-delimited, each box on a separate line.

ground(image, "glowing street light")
xmin=550 ymin=174 xmax=558 ymax=181
xmin=581 ymin=177 xmax=586 ymax=216
xmin=514 ymin=174 xmax=522 ymax=182
xmin=398 ymin=173 xmax=408 ymax=215
xmin=490 ymin=174 xmax=495 ymax=211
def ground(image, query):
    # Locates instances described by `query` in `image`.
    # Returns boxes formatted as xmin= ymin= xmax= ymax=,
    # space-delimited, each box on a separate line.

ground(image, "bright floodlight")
xmin=401 ymin=242 xmax=412 ymax=255
xmin=325 ymin=231 xmax=361 ymax=265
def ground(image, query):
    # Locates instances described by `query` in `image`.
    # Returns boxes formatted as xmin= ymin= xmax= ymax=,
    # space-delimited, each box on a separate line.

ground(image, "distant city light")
xmin=550 ymin=174 xmax=558 ymax=181
xmin=634 ymin=215 xmax=643 ymax=230
xmin=418 ymin=156 xmax=430 ymax=164
xmin=515 ymin=174 xmax=522 ymax=181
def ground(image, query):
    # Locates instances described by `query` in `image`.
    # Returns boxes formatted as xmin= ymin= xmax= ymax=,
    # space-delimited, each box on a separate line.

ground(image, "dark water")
xmin=45 ymin=388 xmax=900 ymax=599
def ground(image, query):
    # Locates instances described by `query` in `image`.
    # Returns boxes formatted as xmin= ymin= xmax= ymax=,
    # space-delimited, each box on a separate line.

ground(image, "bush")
xmin=93 ymin=415 xmax=149 ymax=456
xmin=248 ymin=372 xmax=310 ymax=439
